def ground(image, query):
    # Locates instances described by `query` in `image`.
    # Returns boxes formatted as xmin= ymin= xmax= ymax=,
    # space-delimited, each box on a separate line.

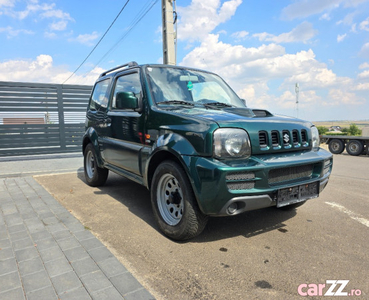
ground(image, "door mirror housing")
xmin=116 ymin=92 xmax=139 ymax=110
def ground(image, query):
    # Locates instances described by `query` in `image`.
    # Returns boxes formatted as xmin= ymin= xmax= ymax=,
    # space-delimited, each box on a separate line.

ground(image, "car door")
xmin=85 ymin=78 xmax=112 ymax=159
xmin=102 ymin=70 xmax=145 ymax=175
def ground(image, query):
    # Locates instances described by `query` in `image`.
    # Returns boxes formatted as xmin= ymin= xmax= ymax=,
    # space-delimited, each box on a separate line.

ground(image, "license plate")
xmin=277 ymin=181 xmax=319 ymax=208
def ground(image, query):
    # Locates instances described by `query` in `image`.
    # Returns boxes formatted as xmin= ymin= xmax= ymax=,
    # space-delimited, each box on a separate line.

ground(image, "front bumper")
xmin=184 ymin=148 xmax=333 ymax=216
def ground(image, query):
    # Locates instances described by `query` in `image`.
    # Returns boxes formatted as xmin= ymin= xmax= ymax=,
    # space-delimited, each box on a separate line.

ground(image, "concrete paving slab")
xmin=0 ymin=169 xmax=155 ymax=300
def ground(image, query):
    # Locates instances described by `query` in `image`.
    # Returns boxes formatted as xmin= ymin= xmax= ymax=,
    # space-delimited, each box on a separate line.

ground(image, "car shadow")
xmin=77 ymin=172 xmax=298 ymax=243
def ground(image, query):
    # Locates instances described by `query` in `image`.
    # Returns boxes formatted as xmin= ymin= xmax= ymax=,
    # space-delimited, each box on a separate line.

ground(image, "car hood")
xmin=172 ymin=106 xmax=312 ymax=128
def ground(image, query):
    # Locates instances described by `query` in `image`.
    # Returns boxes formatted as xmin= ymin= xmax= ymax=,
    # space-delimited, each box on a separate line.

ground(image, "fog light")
xmin=227 ymin=202 xmax=238 ymax=214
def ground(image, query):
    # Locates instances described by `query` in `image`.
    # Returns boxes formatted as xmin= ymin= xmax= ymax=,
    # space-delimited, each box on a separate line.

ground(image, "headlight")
xmin=311 ymin=126 xmax=320 ymax=150
xmin=213 ymin=128 xmax=251 ymax=159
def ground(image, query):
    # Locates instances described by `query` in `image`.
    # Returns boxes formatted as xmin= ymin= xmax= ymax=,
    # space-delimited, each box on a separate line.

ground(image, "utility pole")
xmin=295 ymin=82 xmax=299 ymax=118
xmin=162 ymin=0 xmax=176 ymax=65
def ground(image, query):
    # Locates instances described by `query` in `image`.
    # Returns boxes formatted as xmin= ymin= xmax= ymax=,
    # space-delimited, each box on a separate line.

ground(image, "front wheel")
xmin=150 ymin=161 xmax=208 ymax=240
xmin=84 ymin=143 xmax=109 ymax=187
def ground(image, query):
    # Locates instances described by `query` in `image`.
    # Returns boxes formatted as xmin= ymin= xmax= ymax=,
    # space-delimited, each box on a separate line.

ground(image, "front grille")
xmin=259 ymin=131 xmax=268 ymax=148
xmin=258 ymin=129 xmax=310 ymax=150
xmin=323 ymin=159 xmax=332 ymax=176
xmin=226 ymin=172 xmax=255 ymax=190
xmin=282 ymin=130 xmax=290 ymax=147
xmin=227 ymin=182 xmax=255 ymax=190
xmin=301 ymin=130 xmax=307 ymax=144
xmin=271 ymin=131 xmax=279 ymax=147
xmin=292 ymin=130 xmax=299 ymax=145
xmin=226 ymin=172 xmax=255 ymax=181
xmin=268 ymin=164 xmax=313 ymax=185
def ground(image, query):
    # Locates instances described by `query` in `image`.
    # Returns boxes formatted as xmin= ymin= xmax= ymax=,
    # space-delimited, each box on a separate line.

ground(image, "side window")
xmin=89 ymin=79 xmax=111 ymax=110
xmin=112 ymin=73 xmax=142 ymax=109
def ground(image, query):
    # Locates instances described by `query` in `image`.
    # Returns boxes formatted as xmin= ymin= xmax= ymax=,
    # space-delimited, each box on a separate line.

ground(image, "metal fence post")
xmin=57 ymin=84 xmax=66 ymax=151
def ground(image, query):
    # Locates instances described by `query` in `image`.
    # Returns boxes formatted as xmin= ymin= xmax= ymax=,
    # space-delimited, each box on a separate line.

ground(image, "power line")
xmin=83 ymin=0 xmax=159 ymax=77
xmin=62 ymin=0 xmax=131 ymax=84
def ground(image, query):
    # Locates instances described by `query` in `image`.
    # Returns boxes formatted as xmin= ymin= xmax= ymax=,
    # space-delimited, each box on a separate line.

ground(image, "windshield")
xmin=146 ymin=66 xmax=245 ymax=107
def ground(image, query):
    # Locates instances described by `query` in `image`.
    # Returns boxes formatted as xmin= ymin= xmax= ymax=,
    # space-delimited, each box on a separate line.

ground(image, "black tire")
xmin=328 ymin=139 xmax=344 ymax=154
xmin=150 ymin=160 xmax=208 ymax=240
xmin=279 ymin=201 xmax=306 ymax=210
xmin=346 ymin=140 xmax=363 ymax=156
xmin=84 ymin=143 xmax=109 ymax=187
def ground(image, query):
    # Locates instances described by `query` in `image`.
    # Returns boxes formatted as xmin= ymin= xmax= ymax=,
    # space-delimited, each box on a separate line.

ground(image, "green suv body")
xmin=83 ymin=62 xmax=333 ymax=240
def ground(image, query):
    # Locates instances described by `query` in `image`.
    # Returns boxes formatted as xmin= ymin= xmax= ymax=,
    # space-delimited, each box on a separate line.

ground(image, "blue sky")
xmin=1 ymin=0 xmax=369 ymax=121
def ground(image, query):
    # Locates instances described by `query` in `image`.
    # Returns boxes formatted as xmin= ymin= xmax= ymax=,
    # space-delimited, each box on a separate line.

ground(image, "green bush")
xmin=348 ymin=124 xmax=362 ymax=136
xmin=317 ymin=126 xmax=329 ymax=135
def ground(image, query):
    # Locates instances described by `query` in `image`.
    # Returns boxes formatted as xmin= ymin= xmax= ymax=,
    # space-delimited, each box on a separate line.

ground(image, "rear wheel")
xmin=346 ymin=140 xmax=363 ymax=156
xmin=84 ymin=143 xmax=108 ymax=187
xmin=328 ymin=139 xmax=344 ymax=154
xmin=150 ymin=160 xmax=208 ymax=240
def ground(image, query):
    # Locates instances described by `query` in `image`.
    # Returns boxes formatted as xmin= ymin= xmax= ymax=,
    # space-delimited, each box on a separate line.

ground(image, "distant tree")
xmin=317 ymin=126 xmax=329 ymax=135
xmin=341 ymin=127 xmax=349 ymax=134
xmin=348 ymin=124 xmax=362 ymax=136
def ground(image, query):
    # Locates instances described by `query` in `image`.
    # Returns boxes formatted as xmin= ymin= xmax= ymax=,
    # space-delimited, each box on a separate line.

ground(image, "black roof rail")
xmin=99 ymin=61 xmax=138 ymax=78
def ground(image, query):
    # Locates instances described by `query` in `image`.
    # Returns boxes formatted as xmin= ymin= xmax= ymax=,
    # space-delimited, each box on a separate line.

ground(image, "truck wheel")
xmin=346 ymin=140 xmax=363 ymax=156
xmin=84 ymin=143 xmax=109 ymax=187
xmin=150 ymin=160 xmax=208 ymax=240
xmin=328 ymin=139 xmax=344 ymax=154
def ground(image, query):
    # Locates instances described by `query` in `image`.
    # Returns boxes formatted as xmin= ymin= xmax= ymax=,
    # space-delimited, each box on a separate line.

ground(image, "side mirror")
xmin=241 ymin=99 xmax=247 ymax=107
xmin=116 ymin=92 xmax=139 ymax=110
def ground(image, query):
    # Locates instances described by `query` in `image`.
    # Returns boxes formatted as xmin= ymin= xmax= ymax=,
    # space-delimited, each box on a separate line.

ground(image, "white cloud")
xmin=179 ymin=32 xmax=364 ymax=115
xmin=359 ymin=17 xmax=369 ymax=31
xmin=181 ymin=35 xmax=340 ymax=90
xmin=336 ymin=12 xmax=357 ymax=25
xmin=177 ymin=0 xmax=242 ymax=42
xmin=281 ymin=0 xmax=369 ymax=20
xmin=2 ymin=1 xmax=73 ymax=32
xmin=360 ymin=42 xmax=369 ymax=57
xmin=231 ymin=30 xmax=249 ymax=41
xmin=0 ymin=0 xmax=15 ymax=8
xmin=6 ymin=2 xmax=55 ymax=20
xmin=337 ymin=33 xmax=347 ymax=42
xmin=320 ymin=13 xmax=331 ymax=20
xmin=328 ymin=89 xmax=365 ymax=105
xmin=358 ymin=69 xmax=369 ymax=78
xmin=282 ymin=0 xmax=341 ymax=20
xmin=0 ymin=55 xmax=102 ymax=85
xmin=50 ymin=20 xmax=68 ymax=31
xmin=359 ymin=62 xmax=369 ymax=69
xmin=41 ymin=9 xmax=72 ymax=20
xmin=253 ymin=22 xmax=318 ymax=44
xmin=354 ymin=82 xmax=369 ymax=90
xmin=0 ymin=26 xmax=34 ymax=37
xmin=68 ymin=31 xmax=99 ymax=46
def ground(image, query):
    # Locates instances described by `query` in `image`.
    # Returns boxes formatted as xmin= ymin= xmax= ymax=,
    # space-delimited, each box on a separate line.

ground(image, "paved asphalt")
xmin=32 ymin=151 xmax=369 ymax=300
xmin=0 ymin=154 xmax=155 ymax=300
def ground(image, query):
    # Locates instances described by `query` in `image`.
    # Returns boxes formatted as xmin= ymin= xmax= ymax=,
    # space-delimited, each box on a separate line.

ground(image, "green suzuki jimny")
xmin=83 ymin=62 xmax=332 ymax=240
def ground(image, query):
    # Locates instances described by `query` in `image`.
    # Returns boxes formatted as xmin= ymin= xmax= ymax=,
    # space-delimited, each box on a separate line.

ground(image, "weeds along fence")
xmin=0 ymin=81 xmax=93 ymax=156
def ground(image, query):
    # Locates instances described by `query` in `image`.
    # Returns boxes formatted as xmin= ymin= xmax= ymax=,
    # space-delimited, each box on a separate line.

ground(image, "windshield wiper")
xmin=202 ymin=101 xmax=233 ymax=108
xmin=156 ymin=100 xmax=195 ymax=106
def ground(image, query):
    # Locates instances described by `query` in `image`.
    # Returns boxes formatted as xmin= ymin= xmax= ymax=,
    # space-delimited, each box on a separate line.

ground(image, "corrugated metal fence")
xmin=0 ymin=81 xmax=93 ymax=156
